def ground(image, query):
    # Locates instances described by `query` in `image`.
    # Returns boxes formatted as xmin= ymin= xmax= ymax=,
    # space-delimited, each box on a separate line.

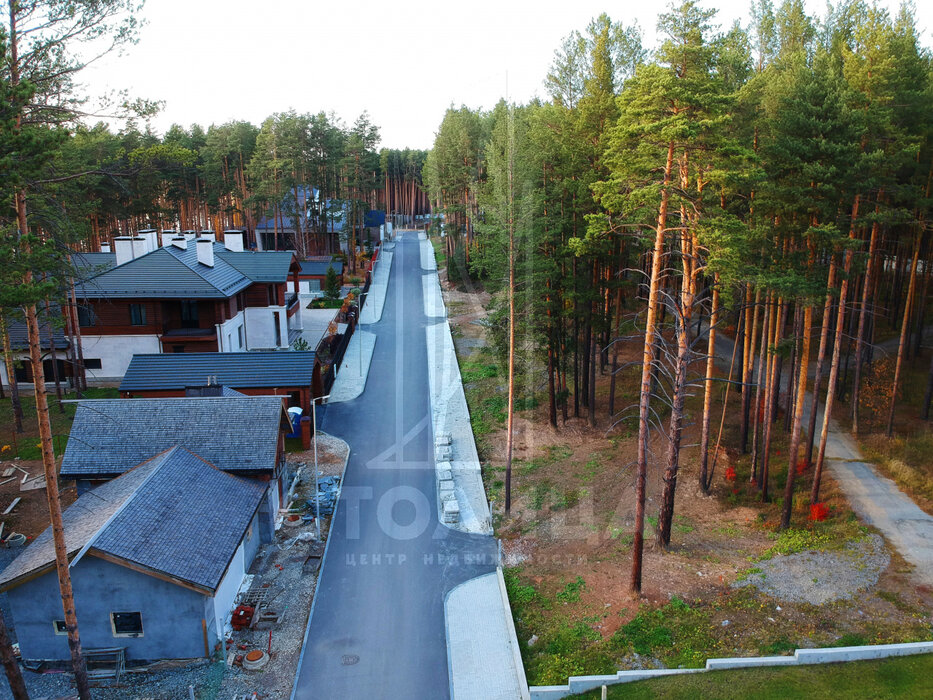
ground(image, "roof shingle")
xmin=119 ymin=352 xmax=317 ymax=393
xmin=59 ymin=396 xmax=286 ymax=478
xmin=0 ymin=447 xmax=266 ymax=592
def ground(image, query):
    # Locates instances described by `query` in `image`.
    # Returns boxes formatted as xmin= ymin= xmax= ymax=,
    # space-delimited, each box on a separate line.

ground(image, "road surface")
xmin=292 ymin=233 xmax=498 ymax=698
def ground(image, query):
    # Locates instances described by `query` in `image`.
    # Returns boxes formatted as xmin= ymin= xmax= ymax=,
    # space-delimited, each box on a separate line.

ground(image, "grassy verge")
xmin=860 ymin=430 xmax=933 ymax=512
xmin=571 ymin=652 xmax=933 ymax=699
xmin=0 ymin=387 xmax=118 ymax=460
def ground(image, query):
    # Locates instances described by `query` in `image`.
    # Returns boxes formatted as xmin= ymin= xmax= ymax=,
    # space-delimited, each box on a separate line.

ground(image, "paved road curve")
xmin=292 ymin=233 xmax=497 ymax=699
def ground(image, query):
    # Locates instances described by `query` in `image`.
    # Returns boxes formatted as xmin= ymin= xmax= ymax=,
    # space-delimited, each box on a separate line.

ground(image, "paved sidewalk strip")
xmin=446 ymin=572 xmax=530 ymax=700
xmin=328 ymin=330 xmax=376 ymax=403
xmin=360 ymin=249 xmax=393 ymax=325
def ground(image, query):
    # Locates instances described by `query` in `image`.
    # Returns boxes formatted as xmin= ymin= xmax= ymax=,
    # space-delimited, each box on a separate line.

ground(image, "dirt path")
xmin=705 ymin=321 xmax=933 ymax=585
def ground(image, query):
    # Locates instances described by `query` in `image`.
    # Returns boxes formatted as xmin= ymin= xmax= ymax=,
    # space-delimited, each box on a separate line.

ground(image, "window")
xmin=77 ymin=306 xmax=96 ymax=327
xmin=83 ymin=358 xmax=103 ymax=370
xmin=237 ymin=325 xmax=244 ymax=349
xmin=52 ymin=620 xmax=67 ymax=635
xmin=129 ymin=304 xmax=146 ymax=326
xmin=273 ymin=311 xmax=282 ymax=346
xmin=180 ymin=300 xmax=199 ymax=328
xmin=110 ymin=611 xmax=143 ymax=637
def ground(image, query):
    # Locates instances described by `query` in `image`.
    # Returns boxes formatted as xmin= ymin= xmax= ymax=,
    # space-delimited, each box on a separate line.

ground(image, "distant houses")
xmin=71 ymin=230 xmax=303 ymax=381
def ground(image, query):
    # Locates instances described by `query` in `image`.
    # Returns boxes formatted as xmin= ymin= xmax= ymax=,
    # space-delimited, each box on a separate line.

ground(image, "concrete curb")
xmin=288 ymin=432 xmax=351 ymax=700
xmin=361 ymin=250 xmax=393 ymax=325
xmin=496 ymin=566 xmax=531 ymax=700
xmin=328 ymin=330 xmax=376 ymax=403
xmin=529 ymin=642 xmax=933 ymax=699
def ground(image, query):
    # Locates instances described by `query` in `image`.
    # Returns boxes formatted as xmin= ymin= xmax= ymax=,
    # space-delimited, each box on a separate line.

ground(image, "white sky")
xmin=80 ymin=0 xmax=932 ymax=150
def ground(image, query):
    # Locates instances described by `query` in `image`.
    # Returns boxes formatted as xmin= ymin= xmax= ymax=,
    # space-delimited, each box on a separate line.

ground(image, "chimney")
xmin=131 ymin=236 xmax=149 ymax=259
xmin=183 ymin=230 xmax=197 ymax=241
xmin=113 ymin=236 xmax=135 ymax=266
xmin=171 ymin=236 xmax=187 ymax=251
xmin=138 ymin=229 xmax=158 ymax=252
xmin=197 ymin=238 xmax=214 ymax=267
xmin=199 ymin=230 xmax=216 ymax=242
xmin=100 ymin=242 xmax=112 ymax=253
xmin=161 ymin=231 xmax=175 ymax=248
xmin=224 ymin=230 xmax=244 ymax=252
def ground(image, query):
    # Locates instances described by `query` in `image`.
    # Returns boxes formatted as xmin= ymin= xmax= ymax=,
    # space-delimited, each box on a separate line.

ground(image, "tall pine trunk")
xmin=781 ymin=305 xmax=812 ymax=529
xmin=699 ymin=277 xmax=720 ymax=493
xmin=632 ymin=141 xmax=675 ymax=593
xmin=812 ymin=196 xmax=860 ymax=504
xmin=806 ymin=260 xmax=836 ymax=467
xmin=886 ymin=233 xmax=922 ymax=437
xmin=851 ymin=214 xmax=880 ymax=434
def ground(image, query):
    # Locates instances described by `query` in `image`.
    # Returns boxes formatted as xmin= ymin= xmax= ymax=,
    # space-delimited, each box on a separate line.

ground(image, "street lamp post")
xmin=311 ymin=393 xmax=331 ymax=539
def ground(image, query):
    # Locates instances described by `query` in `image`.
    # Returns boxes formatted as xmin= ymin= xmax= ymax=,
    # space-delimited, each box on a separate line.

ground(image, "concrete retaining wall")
xmin=529 ymin=642 xmax=933 ymax=699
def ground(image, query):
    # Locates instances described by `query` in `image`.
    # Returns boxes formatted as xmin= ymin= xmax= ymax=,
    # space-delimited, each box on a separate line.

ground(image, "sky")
xmin=80 ymin=0 xmax=933 ymax=151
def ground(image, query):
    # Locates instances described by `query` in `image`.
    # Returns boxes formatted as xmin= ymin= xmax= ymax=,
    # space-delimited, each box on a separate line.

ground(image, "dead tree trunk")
xmin=632 ymin=140 xmax=675 ymax=593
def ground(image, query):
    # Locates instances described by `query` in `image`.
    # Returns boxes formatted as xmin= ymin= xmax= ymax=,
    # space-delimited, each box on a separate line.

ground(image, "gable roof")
xmin=74 ymin=245 xmax=251 ymax=299
xmin=216 ymin=249 xmax=296 ymax=283
xmin=119 ymin=352 xmax=317 ymax=393
xmin=73 ymin=242 xmax=299 ymax=299
xmin=0 ymin=447 xmax=266 ymax=593
xmin=299 ymin=260 xmax=344 ymax=276
xmin=59 ymin=396 xmax=288 ymax=478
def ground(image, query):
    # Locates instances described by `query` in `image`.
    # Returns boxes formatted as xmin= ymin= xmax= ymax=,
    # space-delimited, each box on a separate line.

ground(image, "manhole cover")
xmin=341 ymin=654 xmax=360 ymax=666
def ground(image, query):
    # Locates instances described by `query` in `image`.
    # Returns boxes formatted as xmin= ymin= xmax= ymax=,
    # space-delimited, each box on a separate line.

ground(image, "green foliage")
xmin=324 ymin=266 xmax=341 ymax=299
xmin=577 ymin=654 xmax=933 ymax=699
xmin=611 ymin=597 xmax=717 ymax=668
xmin=556 ymin=576 xmax=587 ymax=603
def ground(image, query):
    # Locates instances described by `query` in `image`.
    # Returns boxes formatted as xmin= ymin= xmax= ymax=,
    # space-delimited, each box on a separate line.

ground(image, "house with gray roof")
xmin=119 ymin=351 xmax=323 ymax=411
xmin=72 ymin=231 xmax=303 ymax=382
xmin=59 ymin=396 xmax=292 ymax=541
xmin=292 ymin=259 xmax=345 ymax=294
xmin=0 ymin=447 xmax=266 ymax=661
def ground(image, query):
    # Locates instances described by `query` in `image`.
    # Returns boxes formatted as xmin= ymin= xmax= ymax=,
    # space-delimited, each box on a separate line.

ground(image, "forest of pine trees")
xmin=424 ymin=0 xmax=933 ymax=592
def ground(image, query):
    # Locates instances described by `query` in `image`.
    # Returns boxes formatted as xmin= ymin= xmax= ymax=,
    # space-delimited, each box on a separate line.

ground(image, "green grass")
xmin=572 ymin=653 xmax=933 ymax=699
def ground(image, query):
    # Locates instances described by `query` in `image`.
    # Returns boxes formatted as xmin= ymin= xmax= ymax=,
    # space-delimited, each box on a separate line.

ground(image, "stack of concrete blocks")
xmin=435 ymin=432 xmax=460 ymax=524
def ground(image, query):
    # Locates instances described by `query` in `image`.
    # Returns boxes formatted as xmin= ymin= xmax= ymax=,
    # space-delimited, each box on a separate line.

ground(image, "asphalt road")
xmin=291 ymin=233 xmax=497 ymax=699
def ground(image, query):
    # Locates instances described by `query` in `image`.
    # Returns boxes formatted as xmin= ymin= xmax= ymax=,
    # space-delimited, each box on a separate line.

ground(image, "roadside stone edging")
xmin=528 ymin=642 xmax=933 ymax=699
xmin=360 ymin=250 xmax=393 ymax=325
xmin=422 ymin=238 xmax=492 ymax=535
xmin=496 ymin=566 xmax=531 ymax=700
xmin=287 ymin=432 xmax=351 ymax=700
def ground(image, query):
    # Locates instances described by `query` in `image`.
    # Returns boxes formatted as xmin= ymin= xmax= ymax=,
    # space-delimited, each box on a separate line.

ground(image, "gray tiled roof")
xmin=0 ymin=447 xmax=266 ymax=592
xmin=216 ymin=249 xmax=296 ymax=283
xmin=120 ymin=352 xmax=317 ymax=392
xmin=299 ymin=260 xmax=344 ymax=276
xmin=71 ymin=252 xmax=117 ymax=279
xmin=75 ymin=246 xmax=251 ymax=299
xmin=59 ymin=396 xmax=286 ymax=478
